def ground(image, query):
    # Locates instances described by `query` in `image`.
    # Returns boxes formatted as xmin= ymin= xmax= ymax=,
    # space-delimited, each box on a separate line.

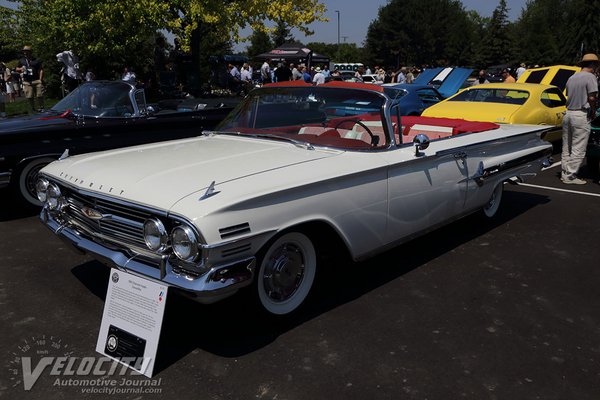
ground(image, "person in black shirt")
xmin=274 ymin=62 xmax=293 ymax=82
xmin=16 ymin=45 xmax=44 ymax=113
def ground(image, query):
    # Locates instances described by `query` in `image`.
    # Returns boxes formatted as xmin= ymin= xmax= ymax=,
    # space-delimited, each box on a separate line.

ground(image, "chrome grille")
xmin=63 ymin=188 xmax=152 ymax=250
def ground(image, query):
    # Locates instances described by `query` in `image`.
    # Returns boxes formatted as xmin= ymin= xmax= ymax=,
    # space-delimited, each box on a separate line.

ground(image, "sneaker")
xmin=561 ymin=177 xmax=587 ymax=185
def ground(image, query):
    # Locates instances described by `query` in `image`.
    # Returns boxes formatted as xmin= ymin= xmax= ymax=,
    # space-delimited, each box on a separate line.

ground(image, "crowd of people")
xmin=221 ymin=58 xmax=424 ymax=93
xmin=0 ymin=45 xmax=44 ymax=116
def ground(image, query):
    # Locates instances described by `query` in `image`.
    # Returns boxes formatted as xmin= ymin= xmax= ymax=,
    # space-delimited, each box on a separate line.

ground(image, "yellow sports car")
xmin=517 ymin=65 xmax=580 ymax=94
xmin=421 ymin=83 xmax=566 ymax=142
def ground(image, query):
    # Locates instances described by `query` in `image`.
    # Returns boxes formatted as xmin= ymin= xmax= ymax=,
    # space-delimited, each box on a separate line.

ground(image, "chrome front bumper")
xmin=41 ymin=208 xmax=256 ymax=304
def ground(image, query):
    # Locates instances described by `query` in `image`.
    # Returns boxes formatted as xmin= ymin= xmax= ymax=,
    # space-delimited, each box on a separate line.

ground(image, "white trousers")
xmin=561 ymin=110 xmax=591 ymax=180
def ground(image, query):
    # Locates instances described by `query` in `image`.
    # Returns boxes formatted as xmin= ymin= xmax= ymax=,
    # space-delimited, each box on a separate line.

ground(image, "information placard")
xmin=96 ymin=269 xmax=168 ymax=377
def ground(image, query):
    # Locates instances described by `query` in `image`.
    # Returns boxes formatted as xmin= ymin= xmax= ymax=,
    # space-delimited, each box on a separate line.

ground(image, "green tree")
xmin=476 ymin=0 xmax=513 ymax=66
xmin=246 ymin=30 xmax=273 ymax=58
xmin=0 ymin=5 xmax=21 ymax=61
xmin=568 ymin=0 xmax=600 ymax=62
xmin=364 ymin=0 xmax=478 ymax=68
xmin=7 ymin=0 xmax=326 ymax=94
xmin=306 ymin=42 xmax=365 ymax=64
xmin=272 ymin=20 xmax=294 ymax=47
xmin=511 ymin=0 xmax=571 ymax=66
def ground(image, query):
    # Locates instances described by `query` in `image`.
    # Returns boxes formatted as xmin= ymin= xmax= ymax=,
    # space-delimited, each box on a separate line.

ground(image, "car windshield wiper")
xmin=203 ymin=130 xmax=315 ymax=150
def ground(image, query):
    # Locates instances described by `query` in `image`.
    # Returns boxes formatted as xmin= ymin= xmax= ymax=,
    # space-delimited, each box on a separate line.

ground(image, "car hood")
xmin=0 ymin=111 xmax=72 ymax=135
xmin=414 ymin=67 xmax=473 ymax=98
xmin=41 ymin=134 xmax=342 ymax=211
xmin=422 ymin=102 xmax=520 ymax=123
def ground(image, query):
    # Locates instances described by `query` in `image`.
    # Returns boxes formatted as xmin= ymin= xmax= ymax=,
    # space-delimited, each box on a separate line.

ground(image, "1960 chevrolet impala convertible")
xmin=37 ymin=81 xmax=552 ymax=315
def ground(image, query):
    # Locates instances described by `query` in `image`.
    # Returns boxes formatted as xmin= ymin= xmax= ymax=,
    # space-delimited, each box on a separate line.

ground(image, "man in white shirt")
xmin=561 ymin=53 xmax=599 ymax=184
xmin=229 ymin=64 xmax=241 ymax=80
xmin=291 ymin=63 xmax=302 ymax=80
xmin=312 ymin=67 xmax=325 ymax=85
xmin=516 ymin=63 xmax=527 ymax=79
xmin=241 ymin=63 xmax=252 ymax=82
xmin=261 ymin=59 xmax=271 ymax=84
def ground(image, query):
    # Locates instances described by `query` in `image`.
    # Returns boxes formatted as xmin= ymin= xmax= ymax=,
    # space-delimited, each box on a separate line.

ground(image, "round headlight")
xmin=46 ymin=183 xmax=62 ymax=210
xmin=36 ymin=178 xmax=49 ymax=202
xmin=171 ymin=226 xmax=199 ymax=261
xmin=143 ymin=218 xmax=168 ymax=252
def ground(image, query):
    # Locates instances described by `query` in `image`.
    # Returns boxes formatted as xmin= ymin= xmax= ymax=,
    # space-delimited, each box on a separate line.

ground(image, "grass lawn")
xmin=3 ymin=97 xmax=60 ymax=117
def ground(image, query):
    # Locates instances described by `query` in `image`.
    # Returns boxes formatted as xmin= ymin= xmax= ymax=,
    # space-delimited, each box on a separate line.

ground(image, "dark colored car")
xmin=0 ymin=80 xmax=239 ymax=206
xmin=485 ymin=64 xmax=511 ymax=83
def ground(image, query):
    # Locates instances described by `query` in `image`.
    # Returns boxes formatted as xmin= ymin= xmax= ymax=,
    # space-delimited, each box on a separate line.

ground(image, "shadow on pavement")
xmin=0 ymin=188 xmax=42 ymax=222
xmin=70 ymin=188 xmax=550 ymax=373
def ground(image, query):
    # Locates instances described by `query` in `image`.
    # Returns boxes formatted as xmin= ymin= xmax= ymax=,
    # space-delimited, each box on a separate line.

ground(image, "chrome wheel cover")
xmin=262 ymin=243 xmax=305 ymax=302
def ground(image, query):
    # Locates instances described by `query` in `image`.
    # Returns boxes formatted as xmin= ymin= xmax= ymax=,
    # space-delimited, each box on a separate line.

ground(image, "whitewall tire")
xmin=15 ymin=157 xmax=55 ymax=207
xmin=482 ymin=183 xmax=504 ymax=218
xmin=256 ymin=232 xmax=317 ymax=315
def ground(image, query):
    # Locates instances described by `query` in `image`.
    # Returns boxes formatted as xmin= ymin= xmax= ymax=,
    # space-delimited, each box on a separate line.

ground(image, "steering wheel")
xmin=333 ymin=118 xmax=379 ymax=146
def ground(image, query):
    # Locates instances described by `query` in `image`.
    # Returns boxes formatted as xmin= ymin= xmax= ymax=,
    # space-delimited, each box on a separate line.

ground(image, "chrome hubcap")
xmin=262 ymin=243 xmax=305 ymax=302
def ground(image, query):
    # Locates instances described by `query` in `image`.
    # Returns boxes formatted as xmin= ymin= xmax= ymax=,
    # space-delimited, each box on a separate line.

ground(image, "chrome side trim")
xmin=471 ymin=147 xmax=552 ymax=186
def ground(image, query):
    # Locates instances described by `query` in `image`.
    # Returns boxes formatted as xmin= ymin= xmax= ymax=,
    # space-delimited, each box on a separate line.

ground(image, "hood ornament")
xmin=59 ymin=149 xmax=70 ymax=160
xmin=199 ymin=180 xmax=220 ymax=200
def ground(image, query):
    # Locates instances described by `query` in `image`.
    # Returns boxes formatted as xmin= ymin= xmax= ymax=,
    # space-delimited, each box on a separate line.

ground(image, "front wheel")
xmin=482 ymin=183 xmax=504 ymax=218
xmin=14 ymin=157 xmax=56 ymax=207
xmin=256 ymin=232 xmax=317 ymax=315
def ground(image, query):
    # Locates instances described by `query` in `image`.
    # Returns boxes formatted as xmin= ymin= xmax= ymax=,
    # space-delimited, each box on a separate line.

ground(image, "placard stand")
xmin=96 ymin=270 xmax=168 ymax=378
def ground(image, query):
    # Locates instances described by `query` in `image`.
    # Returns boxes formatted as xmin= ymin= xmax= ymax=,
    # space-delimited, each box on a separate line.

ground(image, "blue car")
xmin=382 ymin=84 xmax=445 ymax=116
xmin=382 ymin=67 xmax=473 ymax=116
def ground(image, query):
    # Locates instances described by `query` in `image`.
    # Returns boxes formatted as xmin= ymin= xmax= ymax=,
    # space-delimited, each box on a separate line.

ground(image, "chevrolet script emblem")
xmin=81 ymin=206 xmax=105 ymax=220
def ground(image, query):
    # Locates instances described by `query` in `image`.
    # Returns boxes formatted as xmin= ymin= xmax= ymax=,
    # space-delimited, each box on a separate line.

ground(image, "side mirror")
xmin=413 ymin=134 xmax=430 ymax=156
xmin=145 ymin=105 xmax=157 ymax=116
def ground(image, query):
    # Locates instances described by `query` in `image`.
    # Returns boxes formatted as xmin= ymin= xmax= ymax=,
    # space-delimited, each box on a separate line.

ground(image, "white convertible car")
xmin=38 ymin=81 xmax=552 ymax=315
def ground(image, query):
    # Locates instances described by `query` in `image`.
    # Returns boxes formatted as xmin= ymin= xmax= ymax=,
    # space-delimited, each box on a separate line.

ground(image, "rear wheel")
xmin=256 ymin=232 xmax=317 ymax=315
xmin=14 ymin=157 xmax=55 ymax=207
xmin=482 ymin=183 xmax=503 ymax=218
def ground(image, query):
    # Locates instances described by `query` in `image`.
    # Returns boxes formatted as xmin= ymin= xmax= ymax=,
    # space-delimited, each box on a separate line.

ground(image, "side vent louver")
xmin=219 ymin=222 xmax=251 ymax=239
xmin=221 ymin=244 xmax=252 ymax=258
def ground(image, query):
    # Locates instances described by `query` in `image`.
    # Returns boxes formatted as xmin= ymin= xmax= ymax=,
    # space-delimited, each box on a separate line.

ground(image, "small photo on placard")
xmin=104 ymin=325 xmax=147 ymax=370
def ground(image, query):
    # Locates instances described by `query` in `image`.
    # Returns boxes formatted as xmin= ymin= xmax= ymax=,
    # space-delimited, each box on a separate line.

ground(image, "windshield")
xmin=449 ymin=88 xmax=530 ymax=105
xmin=218 ymin=86 xmax=390 ymax=150
xmin=51 ymin=81 xmax=135 ymax=117
xmin=383 ymin=87 xmax=408 ymax=101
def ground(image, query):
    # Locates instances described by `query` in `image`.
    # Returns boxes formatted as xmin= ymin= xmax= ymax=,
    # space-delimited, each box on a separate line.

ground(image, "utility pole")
xmin=335 ymin=10 xmax=340 ymax=47
xmin=335 ymin=10 xmax=340 ymax=61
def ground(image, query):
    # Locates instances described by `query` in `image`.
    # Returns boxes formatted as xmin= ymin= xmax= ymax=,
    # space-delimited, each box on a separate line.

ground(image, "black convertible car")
xmin=0 ymin=80 xmax=239 ymax=206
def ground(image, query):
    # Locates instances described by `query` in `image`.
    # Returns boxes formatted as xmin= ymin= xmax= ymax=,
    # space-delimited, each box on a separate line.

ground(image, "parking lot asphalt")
xmin=0 ymin=157 xmax=599 ymax=400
